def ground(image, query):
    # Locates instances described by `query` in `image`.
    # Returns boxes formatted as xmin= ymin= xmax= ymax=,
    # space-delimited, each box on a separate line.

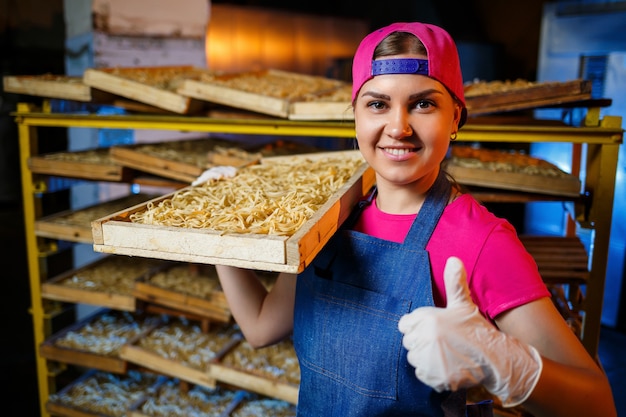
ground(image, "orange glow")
xmin=206 ymin=4 xmax=367 ymax=77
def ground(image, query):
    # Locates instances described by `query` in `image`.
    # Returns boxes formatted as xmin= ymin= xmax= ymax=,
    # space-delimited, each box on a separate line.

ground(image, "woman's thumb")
xmin=443 ymin=256 xmax=472 ymax=308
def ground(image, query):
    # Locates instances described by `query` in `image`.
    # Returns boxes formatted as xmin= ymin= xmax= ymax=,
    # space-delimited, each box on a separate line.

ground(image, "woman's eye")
xmin=367 ymin=100 xmax=387 ymax=110
xmin=414 ymin=100 xmax=432 ymax=110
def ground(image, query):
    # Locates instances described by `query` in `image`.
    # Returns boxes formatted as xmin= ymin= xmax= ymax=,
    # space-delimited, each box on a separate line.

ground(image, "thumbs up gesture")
xmin=398 ymin=257 xmax=543 ymax=407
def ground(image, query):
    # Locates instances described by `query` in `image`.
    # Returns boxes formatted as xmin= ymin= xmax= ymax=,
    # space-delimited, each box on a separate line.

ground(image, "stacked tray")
xmin=177 ymin=69 xmax=350 ymax=120
xmin=28 ymin=148 xmax=134 ymax=182
xmin=40 ymin=310 xmax=161 ymax=374
xmin=119 ymin=318 xmax=299 ymax=404
xmin=36 ymin=193 xmax=158 ymax=243
xmin=464 ymin=79 xmax=593 ymax=116
xmin=41 ymin=255 xmax=170 ymax=311
xmin=133 ymin=263 xmax=232 ymax=323
xmin=46 ymin=370 xmax=162 ymax=417
xmin=82 ymin=66 xmax=215 ymax=114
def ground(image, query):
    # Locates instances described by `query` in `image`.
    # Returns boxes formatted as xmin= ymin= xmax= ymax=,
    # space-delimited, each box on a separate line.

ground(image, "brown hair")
xmin=373 ymin=31 xmax=427 ymax=59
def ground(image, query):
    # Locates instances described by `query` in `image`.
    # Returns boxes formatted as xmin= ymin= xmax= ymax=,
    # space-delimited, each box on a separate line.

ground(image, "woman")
xmin=216 ymin=22 xmax=617 ymax=417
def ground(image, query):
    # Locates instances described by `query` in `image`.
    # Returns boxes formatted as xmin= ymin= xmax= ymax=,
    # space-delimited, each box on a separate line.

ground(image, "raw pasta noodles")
xmin=130 ymin=155 xmax=363 ymax=236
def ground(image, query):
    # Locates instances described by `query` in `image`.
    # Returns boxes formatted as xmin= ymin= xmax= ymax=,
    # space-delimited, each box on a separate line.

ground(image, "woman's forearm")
xmin=215 ymin=264 xmax=296 ymax=347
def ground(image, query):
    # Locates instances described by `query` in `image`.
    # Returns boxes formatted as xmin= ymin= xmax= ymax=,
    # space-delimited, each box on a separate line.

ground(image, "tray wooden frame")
xmin=40 ymin=310 xmax=160 ymax=374
xmin=3 ymin=74 xmax=115 ymax=102
xmin=133 ymin=264 xmax=231 ymax=323
xmin=82 ymin=66 xmax=209 ymax=114
xmin=41 ymin=255 xmax=169 ymax=311
xmin=177 ymin=69 xmax=346 ymax=119
xmin=28 ymin=148 xmax=133 ymax=182
xmin=92 ymin=151 xmax=375 ymax=273
xmin=36 ymin=193 xmax=157 ymax=243
xmin=465 ymin=79 xmax=592 ymax=116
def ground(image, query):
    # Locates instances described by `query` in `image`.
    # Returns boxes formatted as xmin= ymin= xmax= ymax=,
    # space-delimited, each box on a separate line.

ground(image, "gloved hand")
xmin=398 ymin=256 xmax=543 ymax=407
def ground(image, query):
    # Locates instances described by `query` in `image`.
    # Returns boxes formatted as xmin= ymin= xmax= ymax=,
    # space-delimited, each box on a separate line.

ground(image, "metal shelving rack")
xmin=13 ymin=102 xmax=622 ymax=417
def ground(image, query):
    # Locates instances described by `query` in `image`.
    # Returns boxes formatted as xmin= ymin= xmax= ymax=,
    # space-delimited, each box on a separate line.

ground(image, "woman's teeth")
xmin=385 ymin=148 xmax=412 ymax=156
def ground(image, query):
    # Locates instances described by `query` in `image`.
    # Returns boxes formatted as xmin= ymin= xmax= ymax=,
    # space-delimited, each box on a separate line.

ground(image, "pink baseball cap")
xmin=352 ymin=22 xmax=467 ymax=127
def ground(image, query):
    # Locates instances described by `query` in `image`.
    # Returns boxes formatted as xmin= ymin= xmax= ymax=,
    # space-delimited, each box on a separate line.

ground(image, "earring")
xmin=450 ymin=132 xmax=457 ymax=141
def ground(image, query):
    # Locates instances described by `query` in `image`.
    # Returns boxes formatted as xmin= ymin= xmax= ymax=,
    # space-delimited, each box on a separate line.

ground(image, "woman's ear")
xmin=453 ymin=103 xmax=463 ymax=128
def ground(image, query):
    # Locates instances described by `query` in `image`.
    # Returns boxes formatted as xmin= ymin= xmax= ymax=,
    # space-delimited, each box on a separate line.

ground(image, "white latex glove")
xmin=398 ymin=256 xmax=543 ymax=407
xmin=192 ymin=166 xmax=237 ymax=186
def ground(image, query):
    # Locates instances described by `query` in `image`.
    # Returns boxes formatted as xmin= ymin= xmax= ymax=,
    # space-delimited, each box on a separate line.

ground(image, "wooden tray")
xmin=177 ymin=69 xmax=346 ymax=118
xmin=119 ymin=319 xmax=242 ymax=389
xmin=133 ymin=263 xmax=231 ymax=323
xmin=110 ymin=138 xmax=323 ymax=183
xmin=92 ymin=151 xmax=375 ymax=273
xmin=109 ymin=137 xmax=253 ymax=183
xmin=288 ymin=84 xmax=353 ymax=121
xmin=40 ymin=310 xmax=161 ymax=374
xmin=444 ymin=146 xmax=582 ymax=197
xmin=464 ymin=79 xmax=592 ymax=116
xmin=520 ymin=235 xmax=589 ymax=284
xmin=211 ymin=338 xmax=300 ymax=404
xmin=36 ymin=193 xmax=157 ymax=243
xmin=46 ymin=370 xmax=162 ymax=417
xmin=28 ymin=148 xmax=133 ymax=182
xmin=128 ymin=379 xmax=246 ymax=417
xmin=82 ymin=66 xmax=212 ymax=114
xmin=41 ymin=255 xmax=170 ymax=311
xmin=3 ymin=74 xmax=115 ymax=102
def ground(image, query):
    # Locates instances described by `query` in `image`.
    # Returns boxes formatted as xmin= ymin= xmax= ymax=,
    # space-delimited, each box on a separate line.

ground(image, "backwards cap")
xmin=352 ymin=22 xmax=467 ymax=127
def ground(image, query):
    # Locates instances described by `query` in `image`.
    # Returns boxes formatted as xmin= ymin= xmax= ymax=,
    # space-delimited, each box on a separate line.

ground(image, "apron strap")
xmin=404 ymin=170 xmax=451 ymax=248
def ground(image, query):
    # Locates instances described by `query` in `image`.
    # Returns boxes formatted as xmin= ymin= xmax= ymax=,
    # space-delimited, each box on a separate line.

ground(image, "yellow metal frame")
xmin=13 ymin=103 xmax=623 ymax=417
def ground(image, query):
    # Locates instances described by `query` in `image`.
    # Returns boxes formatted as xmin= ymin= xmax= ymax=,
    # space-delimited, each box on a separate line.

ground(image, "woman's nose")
xmin=386 ymin=110 xmax=413 ymax=139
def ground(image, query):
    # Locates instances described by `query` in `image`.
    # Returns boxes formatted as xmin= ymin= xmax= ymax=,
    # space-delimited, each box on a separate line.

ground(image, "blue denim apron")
xmin=294 ymin=171 xmax=492 ymax=416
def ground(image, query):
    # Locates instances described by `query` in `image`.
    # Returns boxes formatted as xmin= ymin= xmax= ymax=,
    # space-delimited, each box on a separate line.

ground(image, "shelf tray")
xmin=444 ymin=146 xmax=582 ymax=197
xmin=92 ymin=151 xmax=375 ymax=273
xmin=133 ymin=263 xmax=231 ymax=322
xmin=177 ymin=69 xmax=346 ymax=119
xmin=40 ymin=310 xmax=161 ymax=374
xmin=41 ymin=255 xmax=171 ymax=311
xmin=465 ymin=79 xmax=593 ymax=116
xmin=35 ymin=193 xmax=157 ymax=243
xmin=288 ymin=84 xmax=353 ymax=121
xmin=82 ymin=66 xmax=212 ymax=114
xmin=3 ymin=74 xmax=115 ymax=102
xmin=29 ymin=148 xmax=133 ymax=182
xmin=46 ymin=370 xmax=162 ymax=417
xmin=119 ymin=319 xmax=242 ymax=390
xmin=211 ymin=338 xmax=300 ymax=404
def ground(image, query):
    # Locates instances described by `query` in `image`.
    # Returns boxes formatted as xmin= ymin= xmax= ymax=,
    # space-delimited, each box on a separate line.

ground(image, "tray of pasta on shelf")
xmin=176 ymin=68 xmax=350 ymax=119
xmin=36 ymin=193 xmax=158 ymax=243
xmin=128 ymin=378 xmax=297 ymax=417
xmin=92 ymin=150 xmax=375 ymax=273
xmin=133 ymin=263 xmax=278 ymax=323
xmin=41 ymin=255 xmax=171 ymax=311
xmin=40 ymin=309 xmax=162 ymax=374
xmin=210 ymin=337 xmax=300 ymax=404
xmin=3 ymin=73 xmax=115 ymax=102
xmin=28 ymin=148 xmax=134 ymax=182
xmin=464 ymin=78 xmax=593 ymax=115
xmin=109 ymin=137 xmax=323 ymax=183
xmin=82 ymin=65 xmax=215 ymax=114
xmin=119 ymin=317 xmax=242 ymax=389
xmin=444 ymin=145 xmax=582 ymax=197
xmin=46 ymin=370 xmax=162 ymax=417
xmin=120 ymin=317 xmax=299 ymax=405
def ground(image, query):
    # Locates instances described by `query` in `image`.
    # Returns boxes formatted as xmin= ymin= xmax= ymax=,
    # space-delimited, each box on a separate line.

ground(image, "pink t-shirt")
xmin=354 ymin=194 xmax=550 ymax=321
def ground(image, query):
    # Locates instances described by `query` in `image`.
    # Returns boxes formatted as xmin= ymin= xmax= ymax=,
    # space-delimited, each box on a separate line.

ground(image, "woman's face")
xmin=353 ymin=55 xmax=462 ymax=190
